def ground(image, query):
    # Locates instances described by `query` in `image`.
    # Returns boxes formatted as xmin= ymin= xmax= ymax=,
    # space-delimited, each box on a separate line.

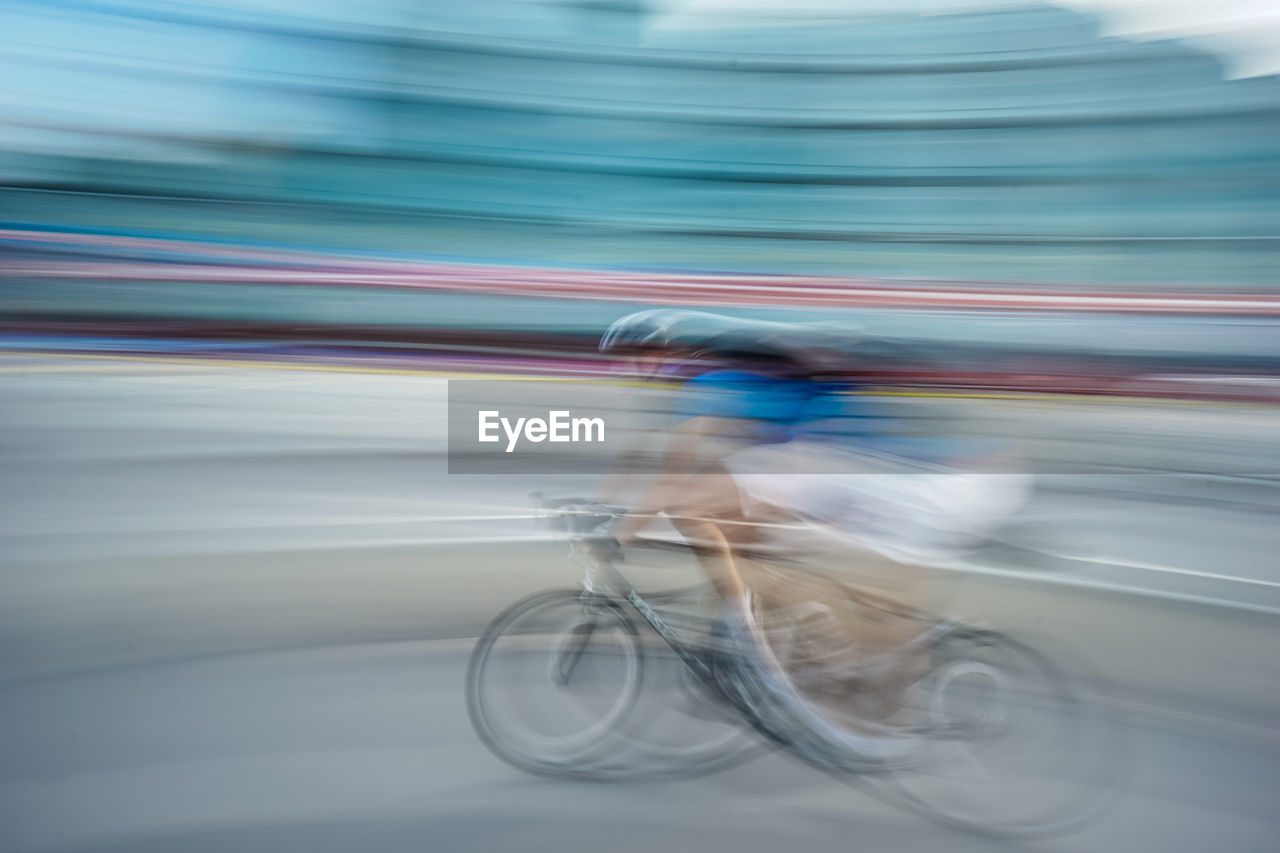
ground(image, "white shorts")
xmin=723 ymin=441 xmax=1031 ymax=564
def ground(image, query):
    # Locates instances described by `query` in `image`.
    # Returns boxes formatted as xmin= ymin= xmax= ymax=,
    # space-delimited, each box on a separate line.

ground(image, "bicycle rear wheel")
xmin=886 ymin=628 xmax=1124 ymax=836
xmin=465 ymin=590 xmax=643 ymax=776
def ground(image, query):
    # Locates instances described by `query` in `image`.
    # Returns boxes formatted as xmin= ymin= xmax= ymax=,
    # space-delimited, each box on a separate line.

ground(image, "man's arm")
xmin=611 ymin=416 xmax=720 ymax=544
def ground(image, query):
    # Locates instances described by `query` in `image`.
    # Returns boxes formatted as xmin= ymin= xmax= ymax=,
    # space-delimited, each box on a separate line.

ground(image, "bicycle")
xmin=465 ymin=494 xmax=1124 ymax=835
xmin=465 ymin=494 xmax=761 ymax=782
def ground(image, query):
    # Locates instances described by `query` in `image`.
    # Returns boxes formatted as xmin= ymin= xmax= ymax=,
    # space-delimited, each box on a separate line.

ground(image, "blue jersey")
xmin=676 ymin=369 xmax=988 ymax=465
xmin=676 ymin=369 xmax=838 ymax=443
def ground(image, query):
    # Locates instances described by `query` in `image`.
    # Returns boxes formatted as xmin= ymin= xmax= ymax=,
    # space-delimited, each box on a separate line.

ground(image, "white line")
xmin=942 ymin=560 xmax=1280 ymax=616
xmin=399 ymin=511 xmax=1280 ymax=598
xmin=376 ymin=522 xmax=1280 ymax=615
xmin=1038 ymin=551 xmax=1280 ymax=590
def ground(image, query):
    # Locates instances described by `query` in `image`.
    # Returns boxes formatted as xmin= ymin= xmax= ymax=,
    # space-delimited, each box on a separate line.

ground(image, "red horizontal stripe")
xmin=5 ymin=230 xmax=1277 ymax=316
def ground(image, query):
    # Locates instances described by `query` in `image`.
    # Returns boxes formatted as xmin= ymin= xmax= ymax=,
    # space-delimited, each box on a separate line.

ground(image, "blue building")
xmin=2 ymin=0 xmax=1277 ymax=286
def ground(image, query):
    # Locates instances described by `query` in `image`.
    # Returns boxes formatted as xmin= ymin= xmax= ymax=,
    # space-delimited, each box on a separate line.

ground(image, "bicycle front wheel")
xmin=465 ymin=590 xmax=643 ymax=776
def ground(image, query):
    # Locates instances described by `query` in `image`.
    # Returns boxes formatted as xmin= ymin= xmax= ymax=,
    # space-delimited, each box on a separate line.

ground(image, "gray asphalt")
xmin=1 ymin=356 xmax=1278 ymax=852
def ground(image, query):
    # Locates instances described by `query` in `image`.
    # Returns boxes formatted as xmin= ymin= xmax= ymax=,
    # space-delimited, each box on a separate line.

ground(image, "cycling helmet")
xmin=599 ymin=309 xmax=738 ymax=354
xmin=600 ymin=309 xmax=868 ymax=373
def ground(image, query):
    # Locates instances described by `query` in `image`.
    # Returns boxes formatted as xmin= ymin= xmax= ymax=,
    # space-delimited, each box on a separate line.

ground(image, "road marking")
xmin=942 ymin=560 xmax=1280 ymax=617
xmin=173 ymin=512 xmax=1273 ymax=616
xmin=413 ymin=524 xmax=1280 ymax=615
xmin=1038 ymin=551 xmax=1280 ymax=590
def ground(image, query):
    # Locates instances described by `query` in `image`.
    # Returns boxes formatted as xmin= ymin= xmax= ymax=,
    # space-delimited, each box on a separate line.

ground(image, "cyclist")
xmin=595 ymin=309 xmax=1030 ymax=735
xmin=598 ymin=310 xmax=836 ymax=601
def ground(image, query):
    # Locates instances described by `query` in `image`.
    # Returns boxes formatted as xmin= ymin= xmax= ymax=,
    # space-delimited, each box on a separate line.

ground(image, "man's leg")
xmin=665 ymin=464 xmax=756 ymax=601
xmin=663 ymin=467 xmax=934 ymax=724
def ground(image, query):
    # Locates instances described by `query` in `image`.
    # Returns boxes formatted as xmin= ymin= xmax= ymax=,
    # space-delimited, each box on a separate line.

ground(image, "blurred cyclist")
xmin=596 ymin=309 xmax=1030 ymax=732
xmin=599 ymin=310 xmax=834 ymax=598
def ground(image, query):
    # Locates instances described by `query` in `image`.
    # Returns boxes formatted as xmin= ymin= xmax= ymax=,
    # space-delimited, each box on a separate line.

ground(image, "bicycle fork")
xmin=552 ymin=617 xmax=599 ymax=687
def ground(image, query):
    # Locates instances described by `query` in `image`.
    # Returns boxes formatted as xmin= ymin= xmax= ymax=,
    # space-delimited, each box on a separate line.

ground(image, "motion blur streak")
xmin=0 ymin=1 xmax=1277 ymax=852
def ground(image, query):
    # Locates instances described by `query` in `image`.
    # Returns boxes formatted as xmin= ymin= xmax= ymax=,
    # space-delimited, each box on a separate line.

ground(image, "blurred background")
xmin=1 ymin=1 xmax=1278 ymax=851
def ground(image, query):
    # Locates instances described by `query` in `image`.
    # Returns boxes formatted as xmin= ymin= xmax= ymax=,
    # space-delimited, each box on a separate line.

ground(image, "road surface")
xmin=1 ymin=355 xmax=1277 ymax=852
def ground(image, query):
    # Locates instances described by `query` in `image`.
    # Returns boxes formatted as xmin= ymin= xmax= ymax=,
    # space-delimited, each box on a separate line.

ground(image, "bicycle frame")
xmin=534 ymin=494 xmax=736 ymax=694
xmin=541 ymin=495 xmax=955 ymax=678
xmin=538 ymin=496 xmax=918 ymax=747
